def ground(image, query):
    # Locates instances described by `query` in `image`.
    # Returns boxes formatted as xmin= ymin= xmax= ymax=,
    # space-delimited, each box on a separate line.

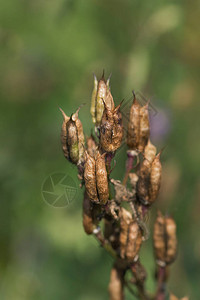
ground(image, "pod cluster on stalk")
xmin=59 ymin=72 xmax=187 ymax=300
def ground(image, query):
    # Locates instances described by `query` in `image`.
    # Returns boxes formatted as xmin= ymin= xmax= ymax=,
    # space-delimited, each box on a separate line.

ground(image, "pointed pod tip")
xmin=72 ymin=104 xmax=86 ymax=121
xmin=59 ymin=107 xmax=70 ymax=122
xmin=114 ymin=99 xmax=124 ymax=112
xmin=132 ymin=90 xmax=136 ymax=100
xmin=106 ymin=72 xmax=112 ymax=86
xmin=93 ymin=73 xmax=98 ymax=84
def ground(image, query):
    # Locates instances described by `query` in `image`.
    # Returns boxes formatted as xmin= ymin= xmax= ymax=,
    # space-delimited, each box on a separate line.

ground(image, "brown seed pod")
xmin=144 ymin=139 xmax=157 ymax=163
xmin=108 ymin=265 xmax=124 ymax=300
xmin=105 ymin=88 xmax=115 ymax=112
xmin=95 ymin=151 xmax=109 ymax=204
xmin=149 ymin=152 xmax=162 ymax=204
xmin=83 ymin=190 xmax=97 ymax=235
xmin=100 ymin=102 xmax=123 ymax=152
xmin=60 ymin=108 xmax=70 ymax=160
xmin=138 ymin=103 xmax=150 ymax=152
xmin=90 ymin=72 xmax=114 ymax=126
xmin=127 ymin=93 xmax=141 ymax=150
xmin=165 ymin=216 xmax=178 ymax=264
xmin=84 ymin=151 xmax=98 ymax=203
xmin=119 ymin=208 xmax=142 ymax=261
xmin=137 ymin=158 xmax=152 ymax=205
xmin=60 ymin=107 xmax=85 ymax=165
xmin=153 ymin=211 xmax=177 ymax=265
xmin=125 ymin=221 xmax=143 ymax=261
xmin=86 ymin=134 xmax=97 ymax=158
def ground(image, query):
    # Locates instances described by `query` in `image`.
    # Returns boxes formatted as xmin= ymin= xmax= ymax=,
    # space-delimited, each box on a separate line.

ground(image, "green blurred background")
xmin=0 ymin=0 xmax=200 ymax=299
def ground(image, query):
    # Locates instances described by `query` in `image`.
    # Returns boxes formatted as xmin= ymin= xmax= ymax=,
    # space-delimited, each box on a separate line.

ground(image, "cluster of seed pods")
xmin=59 ymin=72 xmax=182 ymax=300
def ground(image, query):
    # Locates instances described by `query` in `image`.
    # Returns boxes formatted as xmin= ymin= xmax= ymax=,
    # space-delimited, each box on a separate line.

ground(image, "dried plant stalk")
xmin=59 ymin=72 xmax=184 ymax=300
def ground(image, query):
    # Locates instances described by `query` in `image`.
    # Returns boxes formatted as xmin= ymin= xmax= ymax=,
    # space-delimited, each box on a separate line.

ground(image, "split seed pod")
xmin=153 ymin=211 xmax=177 ymax=265
xmin=90 ymin=73 xmax=114 ymax=126
xmin=100 ymin=102 xmax=123 ymax=152
xmin=138 ymin=103 xmax=150 ymax=152
xmin=60 ymin=107 xmax=85 ymax=165
xmin=127 ymin=93 xmax=141 ymax=150
xmin=119 ymin=208 xmax=142 ymax=261
xmin=149 ymin=152 xmax=162 ymax=204
xmin=137 ymin=151 xmax=162 ymax=205
xmin=95 ymin=151 xmax=109 ymax=204
xmin=108 ymin=265 xmax=124 ymax=300
xmin=82 ymin=191 xmax=98 ymax=235
xmin=84 ymin=151 xmax=98 ymax=202
xmin=84 ymin=150 xmax=109 ymax=204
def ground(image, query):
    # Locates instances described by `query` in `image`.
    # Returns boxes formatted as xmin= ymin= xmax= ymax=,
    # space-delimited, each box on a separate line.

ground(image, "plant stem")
xmin=155 ymin=266 xmax=166 ymax=300
xmin=93 ymin=227 xmax=117 ymax=259
xmin=123 ymin=150 xmax=138 ymax=185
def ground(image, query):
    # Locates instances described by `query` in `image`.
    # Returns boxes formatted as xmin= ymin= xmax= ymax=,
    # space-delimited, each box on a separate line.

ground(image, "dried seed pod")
xmin=125 ymin=221 xmax=142 ymax=261
xmin=137 ymin=158 xmax=151 ymax=204
xmin=105 ymin=88 xmax=115 ymax=111
xmin=86 ymin=134 xmax=97 ymax=158
xmin=84 ymin=151 xmax=98 ymax=202
xmin=96 ymin=151 xmax=109 ymax=204
xmin=127 ymin=93 xmax=141 ymax=150
xmin=90 ymin=72 xmax=114 ymax=126
xmin=60 ymin=107 xmax=85 ymax=165
xmin=165 ymin=216 xmax=178 ymax=264
xmin=60 ymin=108 xmax=70 ymax=160
xmin=108 ymin=265 xmax=124 ymax=300
xmin=100 ymin=102 xmax=123 ymax=152
xmin=138 ymin=103 xmax=150 ymax=152
xmin=153 ymin=211 xmax=177 ymax=265
xmin=149 ymin=152 xmax=162 ymax=204
xmin=119 ymin=208 xmax=142 ymax=261
xmin=90 ymin=75 xmax=98 ymax=124
xmin=83 ymin=191 xmax=98 ymax=234
xmin=144 ymin=139 xmax=157 ymax=163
